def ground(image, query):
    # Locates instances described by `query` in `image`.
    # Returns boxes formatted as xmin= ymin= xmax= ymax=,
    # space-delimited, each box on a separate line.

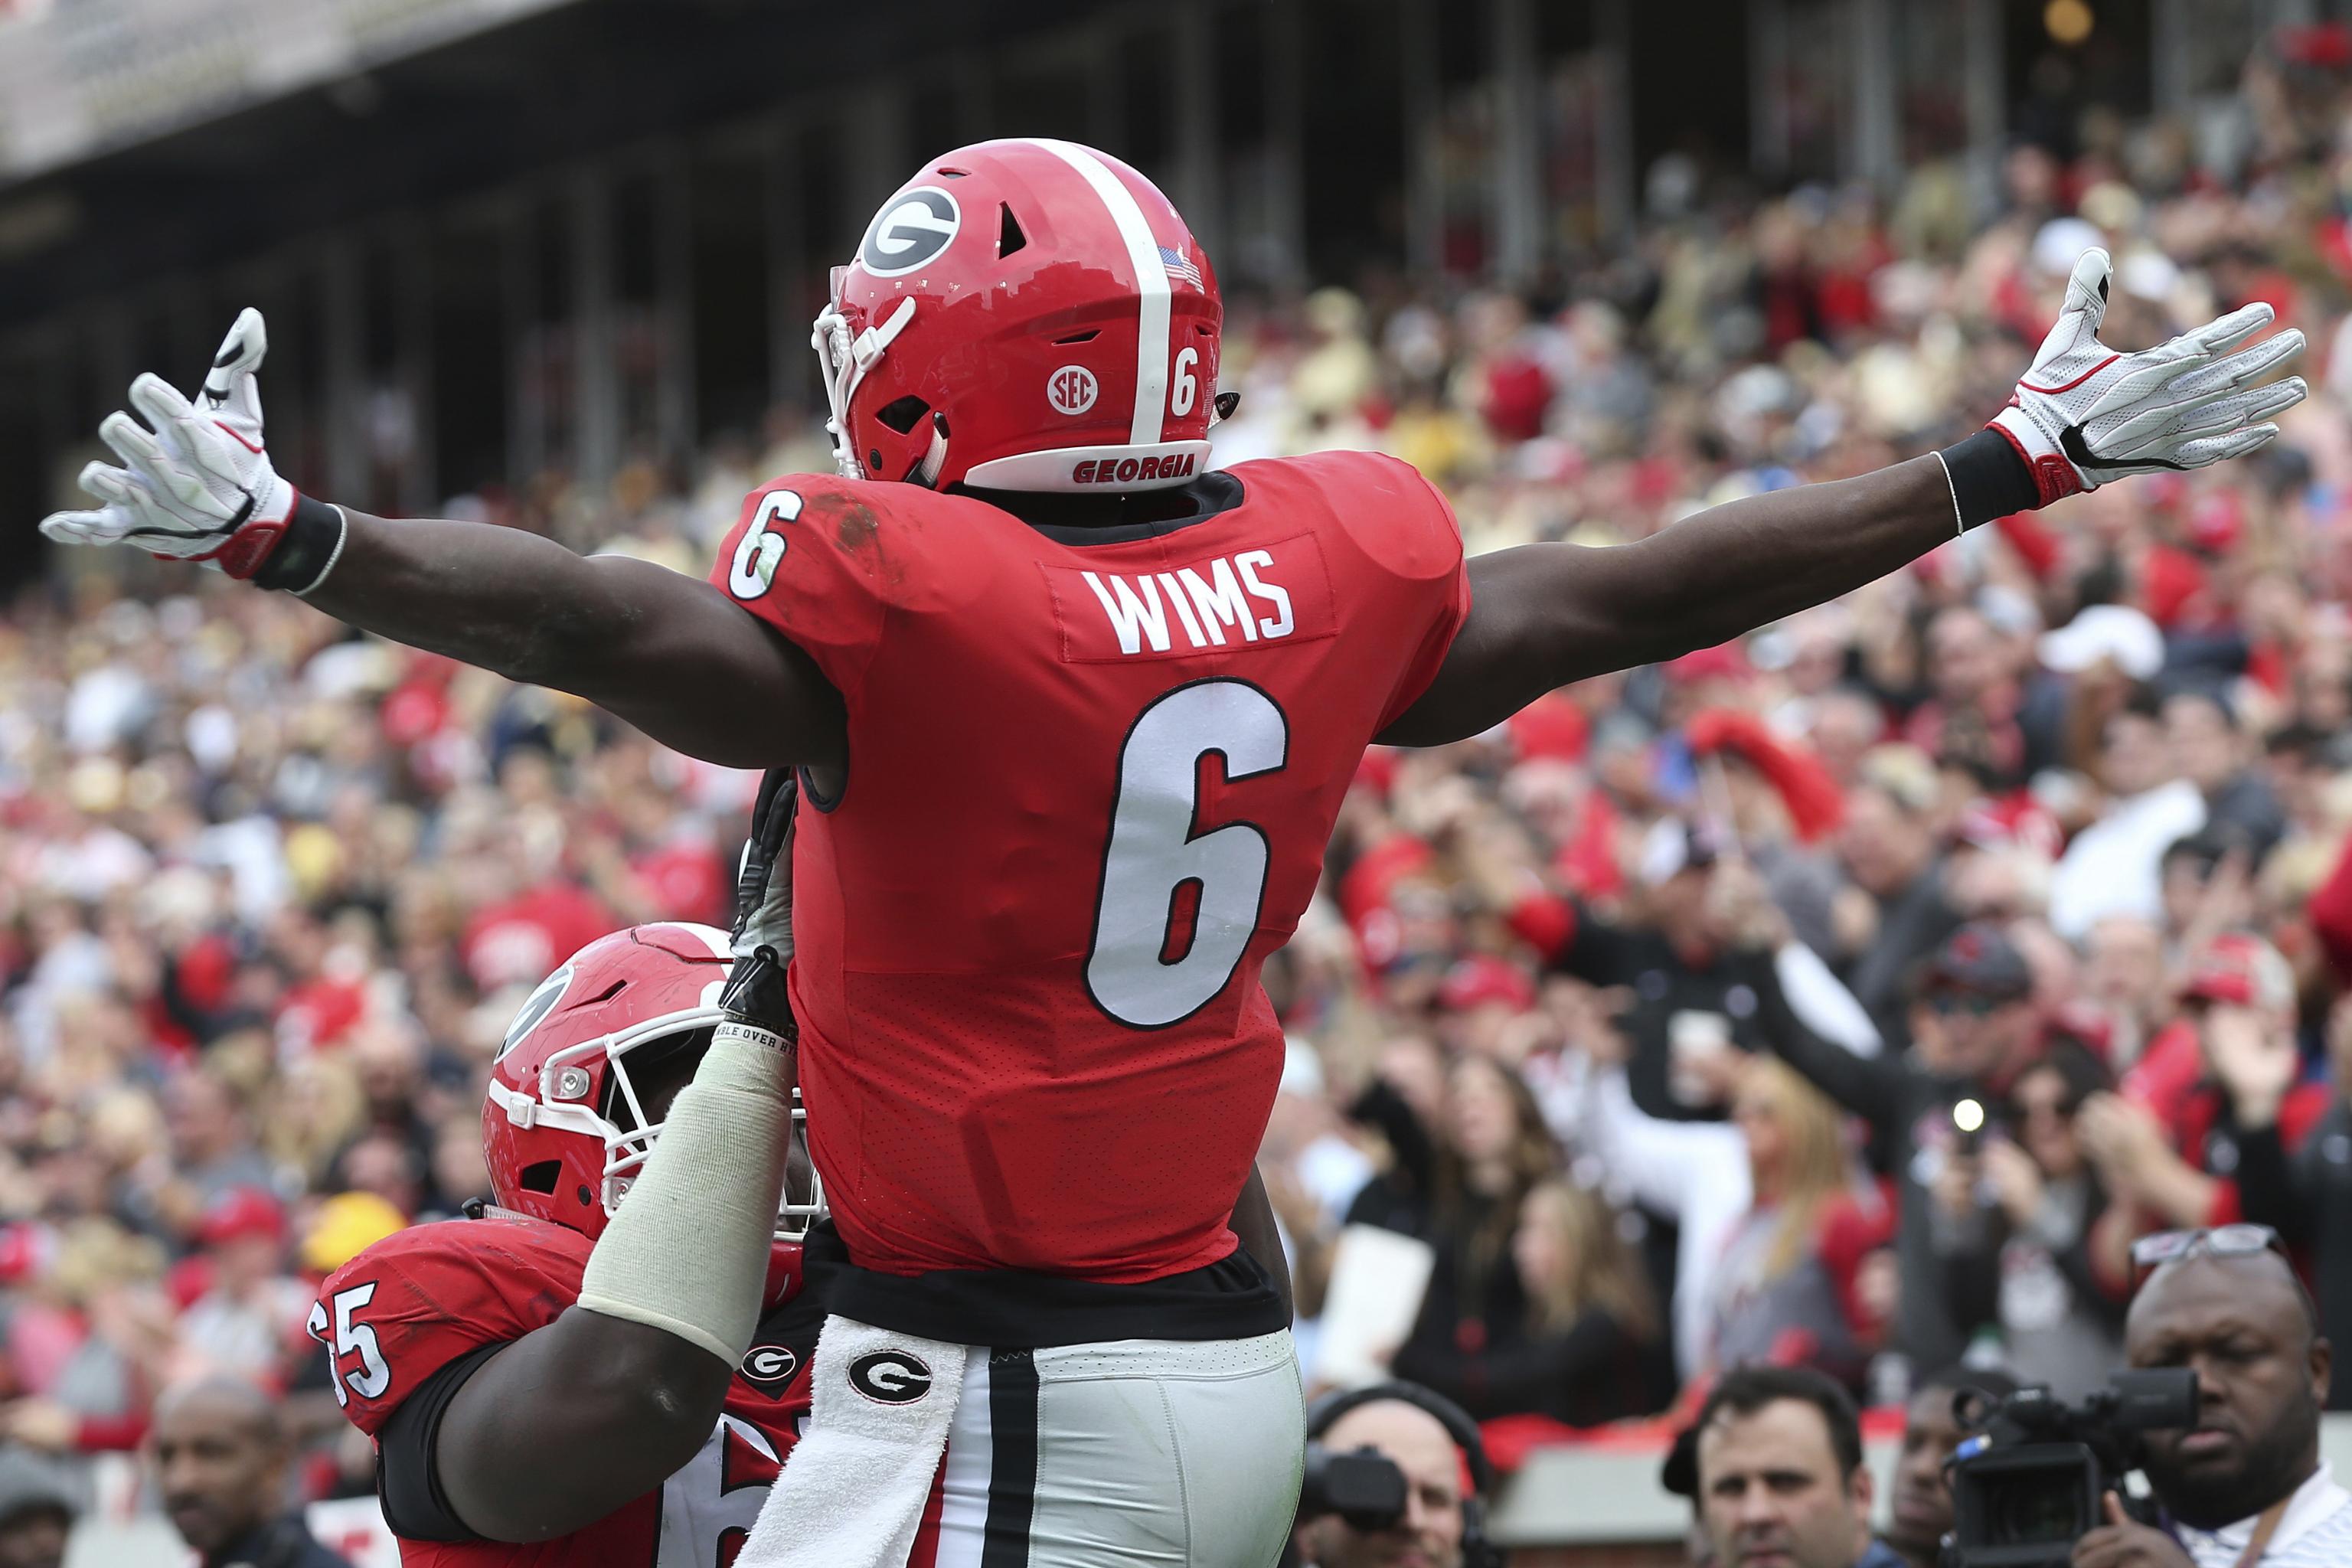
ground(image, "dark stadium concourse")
xmin=0 ymin=0 xmax=1740 ymax=590
xmin=0 ymin=0 xmax=2231 ymax=591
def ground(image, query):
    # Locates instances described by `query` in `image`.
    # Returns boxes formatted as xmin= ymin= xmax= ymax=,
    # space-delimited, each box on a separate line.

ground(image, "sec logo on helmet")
xmin=1047 ymin=365 xmax=1099 ymax=416
xmin=858 ymin=188 xmax=960 ymax=277
xmin=847 ymin=1350 xmax=933 ymax=1405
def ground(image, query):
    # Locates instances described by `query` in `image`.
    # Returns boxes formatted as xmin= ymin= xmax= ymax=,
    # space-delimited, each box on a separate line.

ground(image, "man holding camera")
xmin=2073 ymin=1228 xmax=2349 ymax=1567
xmin=1292 ymin=1384 xmax=1483 ymax=1568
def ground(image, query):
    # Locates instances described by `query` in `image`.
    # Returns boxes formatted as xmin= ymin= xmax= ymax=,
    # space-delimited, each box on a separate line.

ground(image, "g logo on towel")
xmin=848 ymin=1350 xmax=935 ymax=1405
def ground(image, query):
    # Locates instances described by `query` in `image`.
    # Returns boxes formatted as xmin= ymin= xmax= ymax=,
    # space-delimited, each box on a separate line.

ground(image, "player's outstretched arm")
xmin=1380 ymin=251 xmax=2305 ymax=747
xmin=302 ymin=509 xmax=844 ymax=770
xmin=38 ymin=309 xmax=844 ymax=772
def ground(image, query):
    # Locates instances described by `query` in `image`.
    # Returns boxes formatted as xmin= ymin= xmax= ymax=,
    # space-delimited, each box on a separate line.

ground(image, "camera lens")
xmin=1988 ymin=1468 xmax=2089 ymax=1546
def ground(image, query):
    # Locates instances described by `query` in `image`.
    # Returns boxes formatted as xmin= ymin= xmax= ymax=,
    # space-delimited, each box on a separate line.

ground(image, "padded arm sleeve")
xmin=575 ymin=1024 xmax=793 ymax=1365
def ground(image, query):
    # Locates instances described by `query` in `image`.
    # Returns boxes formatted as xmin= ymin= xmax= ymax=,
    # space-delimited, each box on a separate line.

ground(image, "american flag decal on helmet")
xmin=1158 ymin=244 xmax=1202 ymax=289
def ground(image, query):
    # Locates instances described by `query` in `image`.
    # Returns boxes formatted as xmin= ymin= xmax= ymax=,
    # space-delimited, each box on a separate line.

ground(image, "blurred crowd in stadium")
xmin=13 ymin=18 xmax=2352 ymax=1524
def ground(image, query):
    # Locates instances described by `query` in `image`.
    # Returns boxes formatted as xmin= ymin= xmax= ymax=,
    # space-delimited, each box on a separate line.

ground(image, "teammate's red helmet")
xmin=482 ymin=923 xmax=822 ymax=1241
xmin=815 ymin=138 xmax=1221 ymax=495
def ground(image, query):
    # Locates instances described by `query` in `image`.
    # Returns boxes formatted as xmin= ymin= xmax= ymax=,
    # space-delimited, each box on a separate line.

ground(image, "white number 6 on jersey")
xmin=1086 ymin=680 xmax=1288 ymax=1027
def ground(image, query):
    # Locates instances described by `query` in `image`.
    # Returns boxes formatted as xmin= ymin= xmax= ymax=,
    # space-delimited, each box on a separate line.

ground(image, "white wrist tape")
xmin=576 ymin=1024 xmax=792 ymax=1367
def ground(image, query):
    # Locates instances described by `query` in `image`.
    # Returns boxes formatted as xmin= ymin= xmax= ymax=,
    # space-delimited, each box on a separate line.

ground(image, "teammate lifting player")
xmin=46 ymin=138 xmax=2305 ymax=1566
xmin=309 ymin=774 xmax=822 ymax=1566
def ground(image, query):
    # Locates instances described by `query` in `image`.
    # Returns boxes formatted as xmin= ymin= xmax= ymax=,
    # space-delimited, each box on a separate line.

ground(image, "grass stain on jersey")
xmin=832 ymin=498 xmax=881 ymax=558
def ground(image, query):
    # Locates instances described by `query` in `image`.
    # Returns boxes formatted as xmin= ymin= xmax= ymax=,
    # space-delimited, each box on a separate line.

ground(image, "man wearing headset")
xmin=1293 ymin=1383 xmax=1497 ymax=1568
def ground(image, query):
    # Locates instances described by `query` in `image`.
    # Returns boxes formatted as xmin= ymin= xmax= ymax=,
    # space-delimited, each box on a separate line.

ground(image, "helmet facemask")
xmin=812 ymin=273 xmax=921 ymax=483
xmin=488 ymin=1010 xmax=825 ymax=1243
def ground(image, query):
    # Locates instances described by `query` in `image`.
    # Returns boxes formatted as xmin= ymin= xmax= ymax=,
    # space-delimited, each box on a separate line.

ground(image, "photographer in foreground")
xmin=1292 ymin=1383 xmax=1492 ymax=1568
xmin=2074 ymin=1227 xmax=2344 ymax=1567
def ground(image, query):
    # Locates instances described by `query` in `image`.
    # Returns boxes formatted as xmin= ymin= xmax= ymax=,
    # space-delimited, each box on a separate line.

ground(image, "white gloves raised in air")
xmin=41 ymin=309 xmax=302 ymax=580
xmin=1993 ymin=249 xmax=2306 ymax=506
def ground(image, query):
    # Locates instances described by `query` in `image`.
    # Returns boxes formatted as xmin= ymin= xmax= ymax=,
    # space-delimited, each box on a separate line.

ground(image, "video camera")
xmin=1942 ymin=1368 xmax=2199 ymax=1568
xmin=1295 ymin=1382 xmax=1501 ymax=1568
xmin=1298 ymin=1442 xmax=1410 ymax=1532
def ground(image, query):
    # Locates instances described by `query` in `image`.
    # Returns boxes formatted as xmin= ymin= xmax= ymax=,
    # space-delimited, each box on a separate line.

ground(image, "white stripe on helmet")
xmin=1026 ymin=139 xmax=1168 ymax=447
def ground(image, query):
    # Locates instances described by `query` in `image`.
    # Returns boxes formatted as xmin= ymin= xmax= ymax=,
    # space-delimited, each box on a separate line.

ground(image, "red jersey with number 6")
xmin=709 ymin=451 xmax=1468 ymax=1281
xmin=312 ymin=1214 xmax=816 ymax=1566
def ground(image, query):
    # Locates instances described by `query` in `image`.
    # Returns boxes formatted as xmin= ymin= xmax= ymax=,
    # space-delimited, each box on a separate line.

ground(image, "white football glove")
xmin=40 ymin=309 xmax=305 ymax=580
xmin=1991 ymin=250 xmax=2306 ymax=506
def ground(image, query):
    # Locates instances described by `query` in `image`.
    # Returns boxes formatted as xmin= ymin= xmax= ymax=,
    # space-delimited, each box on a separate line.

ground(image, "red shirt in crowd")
xmin=460 ymin=883 xmax=616 ymax=994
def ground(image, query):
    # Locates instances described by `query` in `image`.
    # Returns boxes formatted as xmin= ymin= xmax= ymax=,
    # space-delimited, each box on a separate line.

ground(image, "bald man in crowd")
xmin=2073 ymin=1229 xmax=2350 ymax=1567
xmin=0 ymin=1450 xmax=74 ymax=1568
xmin=150 ymin=1377 xmax=352 ymax=1568
xmin=1293 ymin=1396 xmax=1468 ymax=1568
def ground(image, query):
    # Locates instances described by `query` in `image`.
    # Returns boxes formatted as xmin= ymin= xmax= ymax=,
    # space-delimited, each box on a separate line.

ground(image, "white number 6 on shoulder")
xmin=729 ymin=489 xmax=802 ymax=599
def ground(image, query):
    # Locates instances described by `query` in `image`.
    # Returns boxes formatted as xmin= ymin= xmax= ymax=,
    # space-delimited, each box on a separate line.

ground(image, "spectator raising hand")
xmin=1979 ymin=1137 xmax=2047 ymax=1232
xmin=2078 ymin=1092 xmax=2183 ymax=1214
xmin=2203 ymin=994 xmax=2303 ymax=1129
xmin=1707 ymin=857 xmax=1793 ymax=955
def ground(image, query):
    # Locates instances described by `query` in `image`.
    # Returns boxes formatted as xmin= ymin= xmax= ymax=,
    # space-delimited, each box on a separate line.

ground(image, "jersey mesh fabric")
xmin=317 ymin=1217 xmax=593 ymax=1439
xmin=712 ymin=452 xmax=1469 ymax=1282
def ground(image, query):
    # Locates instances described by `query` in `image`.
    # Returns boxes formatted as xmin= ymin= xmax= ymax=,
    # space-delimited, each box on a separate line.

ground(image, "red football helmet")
xmin=814 ymin=138 xmax=1222 ymax=494
xmin=481 ymin=922 xmax=822 ymax=1242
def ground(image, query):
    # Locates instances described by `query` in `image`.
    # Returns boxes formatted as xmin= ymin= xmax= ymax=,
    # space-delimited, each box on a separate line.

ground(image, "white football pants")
xmin=917 ymin=1329 xmax=1305 ymax=1568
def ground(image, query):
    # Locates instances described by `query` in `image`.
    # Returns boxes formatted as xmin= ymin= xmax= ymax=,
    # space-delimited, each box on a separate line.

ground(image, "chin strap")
xmin=812 ymin=296 xmax=917 ymax=479
xmin=910 ymin=411 xmax=950 ymax=488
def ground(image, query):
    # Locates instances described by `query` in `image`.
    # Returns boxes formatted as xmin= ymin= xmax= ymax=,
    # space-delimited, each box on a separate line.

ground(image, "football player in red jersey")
xmin=309 ymin=779 xmax=826 ymax=1565
xmin=48 ymin=139 xmax=2301 ymax=1564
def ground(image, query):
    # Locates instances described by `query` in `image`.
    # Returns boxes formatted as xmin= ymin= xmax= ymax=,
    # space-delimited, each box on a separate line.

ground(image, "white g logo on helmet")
xmin=498 ymin=964 xmax=573 ymax=1060
xmin=858 ymin=188 xmax=961 ymax=277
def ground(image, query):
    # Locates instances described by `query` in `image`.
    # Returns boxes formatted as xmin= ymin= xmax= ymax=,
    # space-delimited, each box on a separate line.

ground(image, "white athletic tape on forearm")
xmin=577 ymin=1025 xmax=791 ymax=1367
xmin=1932 ymin=450 xmax=1965 ymax=541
